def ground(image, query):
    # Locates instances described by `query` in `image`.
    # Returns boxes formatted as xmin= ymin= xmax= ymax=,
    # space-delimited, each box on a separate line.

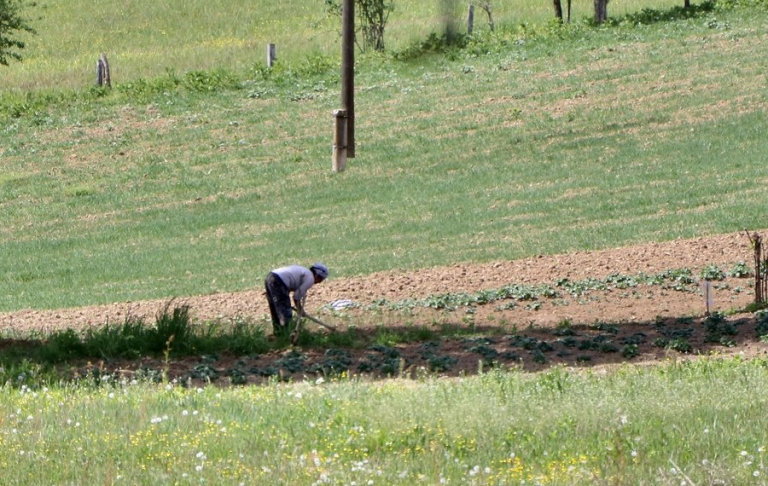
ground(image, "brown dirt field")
xmin=3 ymin=230 xmax=767 ymax=385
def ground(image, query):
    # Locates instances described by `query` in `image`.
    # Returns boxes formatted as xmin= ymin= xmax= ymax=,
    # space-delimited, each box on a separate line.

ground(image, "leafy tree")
xmin=325 ymin=0 xmax=394 ymax=52
xmin=0 ymin=0 xmax=35 ymax=66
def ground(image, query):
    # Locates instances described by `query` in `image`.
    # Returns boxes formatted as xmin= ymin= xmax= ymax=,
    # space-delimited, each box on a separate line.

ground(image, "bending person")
xmin=264 ymin=262 xmax=328 ymax=337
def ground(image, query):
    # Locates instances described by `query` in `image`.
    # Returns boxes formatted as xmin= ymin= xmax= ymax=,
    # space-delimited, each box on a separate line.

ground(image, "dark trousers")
xmin=265 ymin=272 xmax=293 ymax=336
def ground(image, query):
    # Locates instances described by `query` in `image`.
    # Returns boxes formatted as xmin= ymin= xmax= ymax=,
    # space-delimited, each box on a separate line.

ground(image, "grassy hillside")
xmin=1 ymin=1 xmax=767 ymax=311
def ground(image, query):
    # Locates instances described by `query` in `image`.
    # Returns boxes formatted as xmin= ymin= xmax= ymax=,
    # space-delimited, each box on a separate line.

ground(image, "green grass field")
xmin=1 ymin=0 xmax=767 ymax=311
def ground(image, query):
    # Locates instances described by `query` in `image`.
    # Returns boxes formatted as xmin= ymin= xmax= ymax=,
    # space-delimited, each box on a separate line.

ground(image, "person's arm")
xmin=294 ymin=297 xmax=305 ymax=317
xmin=293 ymin=272 xmax=314 ymax=316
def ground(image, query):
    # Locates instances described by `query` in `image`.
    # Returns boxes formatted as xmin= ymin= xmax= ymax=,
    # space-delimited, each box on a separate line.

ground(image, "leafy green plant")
xmin=553 ymin=319 xmax=576 ymax=336
xmin=358 ymin=344 xmax=404 ymax=375
xmin=393 ymin=31 xmax=468 ymax=61
xmin=591 ymin=322 xmax=619 ymax=334
xmin=604 ymin=1 xmax=716 ymax=27
xmin=598 ymin=341 xmax=619 ymax=353
xmin=621 ymin=344 xmax=639 ymax=359
xmin=186 ymin=363 xmax=220 ymax=381
xmin=182 ymin=69 xmax=241 ymax=92
xmin=755 ymin=311 xmax=768 ymax=338
xmin=468 ymin=344 xmax=500 ymax=362
xmin=225 ymin=367 xmax=248 ymax=385
xmin=308 ymin=348 xmax=353 ymax=375
xmin=620 ymin=333 xmax=647 ymax=346
xmin=700 ymin=264 xmax=726 ymax=281
xmin=273 ymin=349 xmax=307 ymax=374
xmin=667 ymin=338 xmax=693 ymax=353
xmin=558 ymin=336 xmax=578 ymax=348
xmin=426 ymin=354 xmax=457 ymax=372
xmin=728 ymin=261 xmax=752 ymax=278
xmin=704 ymin=312 xmax=739 ymax=343
xmin=653 ymin=337 xmax=669 ymax=348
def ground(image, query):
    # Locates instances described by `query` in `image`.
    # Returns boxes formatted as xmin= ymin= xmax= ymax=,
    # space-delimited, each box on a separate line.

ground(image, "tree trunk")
xmin=684 ymin=0 xmax=691 ymax=7
xmin=480 ymin=2 xmax=494 ymax=31
xmin=594 ymin=0 xmax=609 ymax=24
xmin=553 ymin=0 xmax=563 ymax=22
xmin=567 ymin=0 xmax=572 ymax=22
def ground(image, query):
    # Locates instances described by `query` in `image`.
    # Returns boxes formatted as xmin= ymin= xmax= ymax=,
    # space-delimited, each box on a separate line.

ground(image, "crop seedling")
xmin=273 ymin=350 xmax=308 ymax=374
xmin=500 ymin=351 xmax=521 ymax=361
xmin=598 ymin=342 xmax=619 ymax=353
xmin=591 ymin=322 xmax=619 ymax=334
xmin=728 ymin=261 xmax=752 ymax=278
xmin=426 ymin=354 xmax=457 ymax=372
xmin=558 ymin=336 xmax=579 ymax=348
xmin=468 ymin=344 xmax=500 ymax=361
xmin=703 ymin=313 xmax=739 ymax=343
xmin=553 ymin=319 xmax=576 ymax=336
xmin=225 ymin=368 xmax=248 ymax=385
xmin=667 ymin=338 xmax=693 ymax=354
xmin=754 ymin=311 xmax=768 ymax=338
xmin=187 ymin=364 xmax=220 ymax=381
xmin=661 ymin=327 xmax=695 ymax=340
xmin=308 ymin=349 xmax=353 ymax=376
xmin=620 ymin=333 xmax=647 ymax=346
xmin=700 ymin=264 xmax=727 ymax=281
xmin=358 ymin=345 xmax=405 ymax=375
xmin=621 ymin=344 xmax=639 ymax=359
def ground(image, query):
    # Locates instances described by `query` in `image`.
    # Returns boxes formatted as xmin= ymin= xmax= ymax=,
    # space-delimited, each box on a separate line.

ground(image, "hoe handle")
xmin=292 ymin=308 xmax=337 ymax=332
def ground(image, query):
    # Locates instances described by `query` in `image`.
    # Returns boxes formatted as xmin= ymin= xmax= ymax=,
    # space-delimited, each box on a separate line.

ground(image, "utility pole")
xmin=341 ymin=0 xmax=355 ymax=158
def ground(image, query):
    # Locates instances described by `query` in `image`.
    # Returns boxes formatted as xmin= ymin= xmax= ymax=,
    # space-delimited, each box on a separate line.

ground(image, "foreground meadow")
xmin=2 ymin=358 xmax=768 ymax=485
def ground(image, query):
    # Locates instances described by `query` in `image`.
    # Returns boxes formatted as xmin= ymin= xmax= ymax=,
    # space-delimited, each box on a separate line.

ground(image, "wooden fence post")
xmin=467 ymin=5 xmax=475 ymax=35
xmin=96 ymin=53 xmax=111 ymax=88
xmin=747 ymin=231 xmax=766 ymax=305
xmin=332 ymin=109 xmax=348 ymax=173
xmin=267 ymin=43 xmax=276 ymax=68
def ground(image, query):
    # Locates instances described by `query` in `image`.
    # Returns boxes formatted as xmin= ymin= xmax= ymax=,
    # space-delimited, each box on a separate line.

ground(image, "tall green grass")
xmin=1 ymin=358 xmax=767 ymax=485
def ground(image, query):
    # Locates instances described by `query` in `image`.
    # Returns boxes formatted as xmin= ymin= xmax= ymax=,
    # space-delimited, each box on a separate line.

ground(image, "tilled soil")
xmin=3 ymin=230 xmax=767 ymax=385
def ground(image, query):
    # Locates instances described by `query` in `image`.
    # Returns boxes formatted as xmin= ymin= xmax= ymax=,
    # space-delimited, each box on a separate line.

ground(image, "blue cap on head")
xmin=311 ymin=263 xmax=328 ymax=280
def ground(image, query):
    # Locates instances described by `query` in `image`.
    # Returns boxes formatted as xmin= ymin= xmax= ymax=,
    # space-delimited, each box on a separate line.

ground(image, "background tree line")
xmin=0 ymin=0 xmax=34 ymax=66
xmin=0 ymin=0 xmax=738 ymax=69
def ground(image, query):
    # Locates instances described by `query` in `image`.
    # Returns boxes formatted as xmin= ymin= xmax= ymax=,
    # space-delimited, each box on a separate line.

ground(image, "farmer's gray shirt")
xmin=272 ymin=265 xmax=315 ymax=304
